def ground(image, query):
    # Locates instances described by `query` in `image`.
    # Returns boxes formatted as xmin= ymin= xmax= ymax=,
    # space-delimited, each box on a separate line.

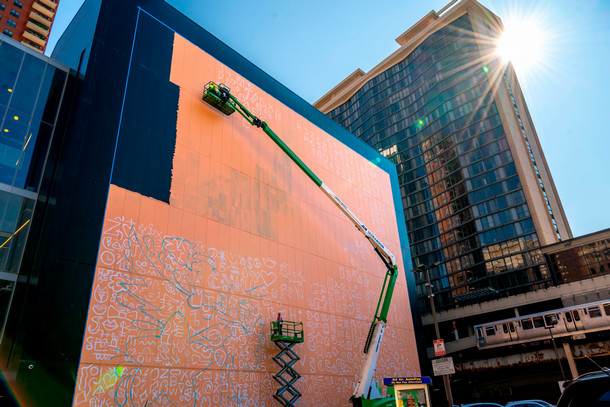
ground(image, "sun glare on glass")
xmin=496 ymin=18 xmax=546 ymax=71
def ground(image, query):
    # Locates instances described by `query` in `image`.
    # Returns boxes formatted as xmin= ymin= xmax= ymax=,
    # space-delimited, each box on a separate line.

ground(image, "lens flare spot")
xmin=416 ymin=117 xmax=428 ymax=129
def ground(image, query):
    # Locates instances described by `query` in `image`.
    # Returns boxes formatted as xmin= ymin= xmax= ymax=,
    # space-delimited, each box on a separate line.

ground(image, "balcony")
xmin=38 ymin=0 xmax=57 ymax=10
xmin=31 ymin=2 xmax=55 ymax=19
xmin=28 ymin=10 xmax=51 ymax=28
xmin=20 ymin=40 xmax=43 ymax=53
xmin=22 ymin=31 xmax=46 ymax=48
xmin=26 ymin=21 xmax=49 ymax=36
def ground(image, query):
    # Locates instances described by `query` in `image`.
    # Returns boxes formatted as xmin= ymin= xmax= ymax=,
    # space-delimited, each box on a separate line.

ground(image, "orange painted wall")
xmin=73 ymin=33 xmax=419 ymax=406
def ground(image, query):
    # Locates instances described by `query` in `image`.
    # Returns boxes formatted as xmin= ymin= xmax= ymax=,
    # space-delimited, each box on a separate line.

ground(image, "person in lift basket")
xmin=277 ymin=312 xmax=283 ymax=336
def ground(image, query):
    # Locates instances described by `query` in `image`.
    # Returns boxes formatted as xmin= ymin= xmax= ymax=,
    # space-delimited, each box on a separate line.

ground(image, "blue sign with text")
xmin=383 ymin=377 xmax=432 ymax=386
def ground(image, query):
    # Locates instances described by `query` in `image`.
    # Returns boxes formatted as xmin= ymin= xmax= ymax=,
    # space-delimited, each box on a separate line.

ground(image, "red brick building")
xmin=0 ymin=0 xmax=58 ymax=53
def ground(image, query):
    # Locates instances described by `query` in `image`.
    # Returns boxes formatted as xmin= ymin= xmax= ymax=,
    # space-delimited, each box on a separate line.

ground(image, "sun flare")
xmin=496 ymin=17 xmax=547 ymax=71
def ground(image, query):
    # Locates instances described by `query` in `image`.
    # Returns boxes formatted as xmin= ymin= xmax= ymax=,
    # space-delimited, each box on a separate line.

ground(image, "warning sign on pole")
xmin=433 ymin=339 xmax=446 ymax=356
xmin=432 ymin=357 xmax=455 ymax=376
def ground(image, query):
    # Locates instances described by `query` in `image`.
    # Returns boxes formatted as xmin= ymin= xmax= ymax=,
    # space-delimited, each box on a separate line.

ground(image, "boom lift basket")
xmin=202 ymin=81 xmax=235 ymax=116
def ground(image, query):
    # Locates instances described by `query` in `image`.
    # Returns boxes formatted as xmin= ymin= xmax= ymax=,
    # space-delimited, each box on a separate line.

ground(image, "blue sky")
xmin=47 ymin=0 xmax=610 ymax=238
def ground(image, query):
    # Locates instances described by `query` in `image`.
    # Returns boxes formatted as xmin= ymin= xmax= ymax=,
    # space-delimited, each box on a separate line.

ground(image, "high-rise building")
xmin=316 ymin=0 xmax=572 ymax=315
xmin=0 ymin=0 xmax=59 ymax=53
xmin=314 ymin=0 xmax=592 ymax=402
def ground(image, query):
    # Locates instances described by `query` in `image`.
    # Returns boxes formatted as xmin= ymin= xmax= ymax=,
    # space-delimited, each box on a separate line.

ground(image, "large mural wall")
xmin=73 ymin=28 xmax=419 ymax=406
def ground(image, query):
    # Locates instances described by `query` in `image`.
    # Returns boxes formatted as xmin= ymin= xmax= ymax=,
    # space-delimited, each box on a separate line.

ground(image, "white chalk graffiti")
xmin=75 ymin=217 xmax=296 ymax=406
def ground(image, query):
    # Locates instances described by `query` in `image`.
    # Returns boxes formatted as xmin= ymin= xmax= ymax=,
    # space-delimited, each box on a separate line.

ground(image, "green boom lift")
xmin=202 ymin=82 xmax=399 ymax=406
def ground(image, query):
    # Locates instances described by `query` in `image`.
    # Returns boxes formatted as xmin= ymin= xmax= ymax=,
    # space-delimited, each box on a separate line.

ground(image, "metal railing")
xmin=271 ymin=321 xmax=304 ymax=343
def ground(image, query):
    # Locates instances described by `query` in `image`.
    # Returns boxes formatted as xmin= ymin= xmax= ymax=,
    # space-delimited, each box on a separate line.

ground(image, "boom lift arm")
xmin=202 ymin=82 xmax=399 ymax=405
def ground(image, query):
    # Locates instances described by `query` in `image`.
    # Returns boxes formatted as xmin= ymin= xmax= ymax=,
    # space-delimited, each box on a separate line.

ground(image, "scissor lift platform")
xmin=271 ymin=321 xmax=304 ymax=406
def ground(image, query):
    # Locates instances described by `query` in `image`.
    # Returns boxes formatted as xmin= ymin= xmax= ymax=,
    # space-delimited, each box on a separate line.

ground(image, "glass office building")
xmin=0 ymin=35 xmax=68 ymax=349
xmin=316 ymin=1 xmax=571 ymax=313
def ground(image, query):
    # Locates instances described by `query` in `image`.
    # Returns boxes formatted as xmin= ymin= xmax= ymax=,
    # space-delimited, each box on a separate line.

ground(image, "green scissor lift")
xmin=270 ymin=321 xmax=304 ymax=407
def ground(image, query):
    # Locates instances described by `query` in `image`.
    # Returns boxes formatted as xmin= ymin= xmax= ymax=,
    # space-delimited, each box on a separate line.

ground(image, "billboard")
xmin=73 ymin=16 xmax=418 ymax=406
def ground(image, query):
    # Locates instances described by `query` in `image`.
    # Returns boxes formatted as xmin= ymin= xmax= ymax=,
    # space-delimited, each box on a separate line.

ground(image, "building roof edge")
xmin=313 ymin=0 xmax=494 ymax=113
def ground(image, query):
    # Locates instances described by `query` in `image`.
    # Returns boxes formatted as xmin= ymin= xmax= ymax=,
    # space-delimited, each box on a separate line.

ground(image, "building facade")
xmin=0 ymin=35 xmax=69 ymax=362
xmin=314 ymin=0 xmax=609 ymax=403
xmin=544 ymin=229 xmax=610 ymax=287
xmin=0 ymin=0 xmax=418 ymax=405
xmin=0 ymin=0 xmax=59 ymax=53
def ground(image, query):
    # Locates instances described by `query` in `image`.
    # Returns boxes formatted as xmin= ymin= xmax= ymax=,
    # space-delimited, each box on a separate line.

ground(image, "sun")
xmin=487 ymin=0 xmax=563 ymax=80
xmin=496 ymin=17 xmax=547 ymax=74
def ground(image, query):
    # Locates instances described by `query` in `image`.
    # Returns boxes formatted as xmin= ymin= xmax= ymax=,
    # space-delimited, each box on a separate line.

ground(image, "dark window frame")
xmin=573 ymin=310 xmax=581 ymax=321
xmin=589 ymin=306 xmax=602 ymax=318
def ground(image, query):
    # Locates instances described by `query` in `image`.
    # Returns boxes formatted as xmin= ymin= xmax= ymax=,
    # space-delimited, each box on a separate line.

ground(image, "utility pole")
xmin=547 ymin=325 xmax=566 ymax=381
xmin=416 ymin=263 xmax=454 ymax=407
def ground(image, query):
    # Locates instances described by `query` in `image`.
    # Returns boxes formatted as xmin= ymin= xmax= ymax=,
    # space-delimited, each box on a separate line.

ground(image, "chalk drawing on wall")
xmin=76 ymin=215 xmax=303 ymax=405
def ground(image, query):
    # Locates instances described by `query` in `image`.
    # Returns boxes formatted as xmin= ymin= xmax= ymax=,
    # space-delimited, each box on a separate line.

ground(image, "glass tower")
xmin=316 ymin=0 xmax=571 ymax=313
xmin=0 ymin=36 xmax=68 ymax=344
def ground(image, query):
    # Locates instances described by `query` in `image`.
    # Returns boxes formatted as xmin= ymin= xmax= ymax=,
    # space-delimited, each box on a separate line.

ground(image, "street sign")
xmin=383 ymin=377 xmax=432 ymax=386
xmin=433 ymin=339 xmax=446 ymax=356
xmin=432 ymin=357 xmax=455 ymax=376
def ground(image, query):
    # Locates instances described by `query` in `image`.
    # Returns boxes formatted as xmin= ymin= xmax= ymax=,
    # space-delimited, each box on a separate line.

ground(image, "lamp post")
xmin=415 ymin=262 xmax=454 ymax=407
